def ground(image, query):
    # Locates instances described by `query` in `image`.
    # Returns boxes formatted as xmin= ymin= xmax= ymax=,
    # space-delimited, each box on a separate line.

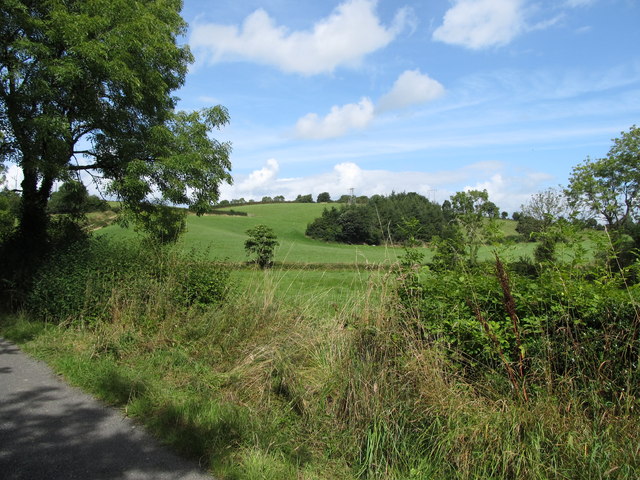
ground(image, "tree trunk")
xmin=16 ymin=166 xmax=51 ymax=259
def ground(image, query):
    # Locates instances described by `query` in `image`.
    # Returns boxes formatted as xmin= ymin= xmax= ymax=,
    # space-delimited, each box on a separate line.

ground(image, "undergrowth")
xmin=1 ymin=236 xmax=638 ymax=479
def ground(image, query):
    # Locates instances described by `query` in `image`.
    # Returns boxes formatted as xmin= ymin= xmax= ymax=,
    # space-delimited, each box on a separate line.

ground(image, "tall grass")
xmin=1 ymin=235 xmax=638 ymax=479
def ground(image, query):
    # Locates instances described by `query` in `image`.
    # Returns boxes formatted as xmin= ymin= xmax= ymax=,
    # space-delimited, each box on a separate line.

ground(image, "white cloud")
xmin=295 ymin=98 xmax=375 ymax=139
xmin=236 ymin=158 xmax=279 ymax=191
xmin=295 ymin=70 xmax=444 ymax=139
xmin=433 ymin=0 xmax=526 ymax=49
xmin=377 ymin=70 xmax=445 ymax=113
xmin=190 ymin=0 xmax=409 ymax=75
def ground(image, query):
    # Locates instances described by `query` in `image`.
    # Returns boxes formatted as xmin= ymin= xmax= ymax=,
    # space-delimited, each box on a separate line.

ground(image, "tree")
xmin=261 ymin=196 xmax=273 ymax=203
xmin=566 ymin=126 xmax=640 ymax=230
xmin=317 ymin=192 xmax=331 ymax=203
xmin=295 ymin=194 xmax=313 ymax=203
xmin=0 ymin=0 xmax=232 ymax=257
xmin=273 ymin=195 xmax=285 ymax=203
xmin=481 ymin=200 xmax=500 ymax=218
xmin=450 ymin=189 xmax=499 ymax=264
xmin=515 ymin=215 xmax=544 ymax=240
xmin=517 ymin=188 xmax=568 ymax=245
xmin=48 ymin=180 xmax=89 ymax=217
xmin=0 ymin=188 xmax=19 ymax=239
xmin=520 ymin=188 xmax=568 ymax=229
xmin=244 ymin=224 xmax=279 ymax=268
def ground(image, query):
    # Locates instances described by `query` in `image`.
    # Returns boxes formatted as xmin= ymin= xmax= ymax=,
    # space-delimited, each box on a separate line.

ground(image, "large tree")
xmin=566 ymin=126 xmax=640 ymax=230
xmin=0 ymin=0 xmax=232 ymax=254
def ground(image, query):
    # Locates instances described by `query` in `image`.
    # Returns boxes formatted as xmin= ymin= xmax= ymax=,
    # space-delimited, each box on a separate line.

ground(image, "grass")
xmin=231 ymin=268 xmax=377 ymax=316
xmin=97 ymin=203 xmax=572 ymax=266
xmin=99 ymin=203 xmax=405 ymax=264
xmin=0 ymin=207 xmax=621 ymax=479
xmin=3 ymin=261 xmax=638 ymax=479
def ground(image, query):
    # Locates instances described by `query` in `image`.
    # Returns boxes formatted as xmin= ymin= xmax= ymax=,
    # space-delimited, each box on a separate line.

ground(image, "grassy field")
xmin=98 ymin=203 xmax=542 ymax=265
xmin=1 ymin=203 xmax=632 ymax=479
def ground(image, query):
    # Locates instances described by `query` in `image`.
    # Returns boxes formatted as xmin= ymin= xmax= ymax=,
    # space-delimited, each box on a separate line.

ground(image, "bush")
xmin=401 ymin=257 xmax=640 ymax=405
xmin=26 ymin=238 xmax=232 ymax=323
xmin=244 ymin=225 xmax=279 ymax=268
xmin=175 ymin=251 xmax=232 ymax=307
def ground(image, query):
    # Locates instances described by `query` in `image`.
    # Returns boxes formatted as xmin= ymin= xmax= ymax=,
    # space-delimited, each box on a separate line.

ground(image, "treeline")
xmin=214 ymin=191 xmax=364 ymax=207
xmin=306 ymin=192 xmax=455 ymax=245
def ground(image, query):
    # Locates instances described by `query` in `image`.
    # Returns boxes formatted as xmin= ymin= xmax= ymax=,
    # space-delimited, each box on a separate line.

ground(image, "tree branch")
xmin=68 ymin=163 xmax=100 ymax=171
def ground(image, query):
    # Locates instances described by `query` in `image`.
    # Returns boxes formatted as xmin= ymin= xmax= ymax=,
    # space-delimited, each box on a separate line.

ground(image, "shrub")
xmin=244 ymin=225 xmax=279 ymax=268
xmin=175 ymin=250 xmax=232 ymax=307
xmin=26 ymin=237 xmax=231 ymax=323
xmin=401 ymin=257 xmax=640 ymax=405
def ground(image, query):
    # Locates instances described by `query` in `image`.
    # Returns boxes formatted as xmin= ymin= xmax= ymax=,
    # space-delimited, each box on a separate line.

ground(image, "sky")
xmin=175 ymin=0 xmax=640 ymax=213
xmin=2 ymin=0 xmax=638 ymax=214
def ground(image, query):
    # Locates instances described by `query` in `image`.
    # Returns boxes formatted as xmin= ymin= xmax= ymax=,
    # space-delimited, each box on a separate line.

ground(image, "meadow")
xmin=97 ymin=202 xmax=539 ymax=310
xmin=99 ymin=203 xmax=406 ymax=265
xmin=3 ymin=203 xmax=634 ymax=480
xmin=98 ymin=202 xmax=543 ymax=266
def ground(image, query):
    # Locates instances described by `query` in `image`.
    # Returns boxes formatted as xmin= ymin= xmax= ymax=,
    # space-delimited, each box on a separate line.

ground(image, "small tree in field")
xmin=245 ymin=225 xmax=279 ymax=268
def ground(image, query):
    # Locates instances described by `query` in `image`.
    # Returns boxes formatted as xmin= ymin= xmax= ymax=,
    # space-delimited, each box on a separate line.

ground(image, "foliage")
xmin=120 ymin=204 xmax=186 ymax=246
xmin=566 ymin=125 xmax=640 ymax=229
xmin=306 ymin=192 xmax=446 ymax=245
xmin=174 ymin=250 xmax=232 ymax=307
xmin=397 ymin=217 xmax=425 ymax=267
xmin=336 ymin=206 xmax=382 ymax=245
xmin=206 ymin=209 xmax=247 ymax=217
xmin=516 ymin=187 xmax=569 ymax=257
xmin=48 ymin=180 xmax=108 ymax=216
xmin=245 ymin=224 xmax=279 ymax=268
xmin=0 ymin=188 xmax=19 ymax=240
xmin=316 ymin=192 xmax=331 ymax=203
xmin=25 ymin=237 xmax=231 ymax=323
xmin=520 ymin=187 xmax=568 ymax=227
xmin=401 ymin=254 xmax=640 ymax=409
xmin=450 ymin=189 xmax=501 ymax=264
xmin=515 ymin=215 xmax=544 ymax=240
xmin=295 ymin=194 xmax=314 ymax=203
xmin=306 ymin=205 xmax=382 ymax=245
xmin=0 ymin=0 xmax=231 ymax=260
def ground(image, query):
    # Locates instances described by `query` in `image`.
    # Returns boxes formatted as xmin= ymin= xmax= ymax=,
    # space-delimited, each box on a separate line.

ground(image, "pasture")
xmin=98 ymin=202 xmax=542 ymax=266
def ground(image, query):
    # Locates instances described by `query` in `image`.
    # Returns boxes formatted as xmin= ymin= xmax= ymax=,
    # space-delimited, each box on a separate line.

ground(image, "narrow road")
xmin=0 ymin=338 xmax=214 ymax=480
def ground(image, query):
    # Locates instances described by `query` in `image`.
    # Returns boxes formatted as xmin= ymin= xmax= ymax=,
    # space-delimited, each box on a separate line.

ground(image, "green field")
xmin=98 ymin=203 xmax=542 ymax=265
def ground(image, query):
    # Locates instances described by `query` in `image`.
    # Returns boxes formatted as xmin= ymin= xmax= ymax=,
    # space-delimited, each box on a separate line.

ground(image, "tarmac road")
xmin=0 ymin=337 xmax=214 ymax=480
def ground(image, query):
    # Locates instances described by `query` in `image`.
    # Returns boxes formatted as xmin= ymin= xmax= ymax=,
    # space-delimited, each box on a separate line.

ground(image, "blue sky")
xmin=1 ymin=0 xmax=636 ymax=213
xmin=175 ymin=0 xmax=640 ymax=213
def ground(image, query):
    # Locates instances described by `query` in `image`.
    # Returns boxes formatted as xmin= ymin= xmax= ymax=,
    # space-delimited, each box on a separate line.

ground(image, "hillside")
xmin=99 ymin=203 xmax=406 ymax=264
xmin=97 ymin=202 xmax=542 ymax=265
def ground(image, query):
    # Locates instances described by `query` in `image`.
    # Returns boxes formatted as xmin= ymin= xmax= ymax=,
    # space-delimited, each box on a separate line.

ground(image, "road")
xmin=0 ymin=337 xmax=214 ymax=480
